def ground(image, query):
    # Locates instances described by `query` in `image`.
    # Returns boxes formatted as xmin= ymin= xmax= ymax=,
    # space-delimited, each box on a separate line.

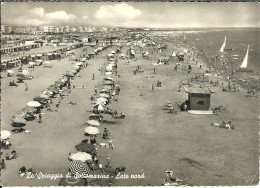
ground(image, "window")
xmin=197 ymin=101 xmax=204 ymax=105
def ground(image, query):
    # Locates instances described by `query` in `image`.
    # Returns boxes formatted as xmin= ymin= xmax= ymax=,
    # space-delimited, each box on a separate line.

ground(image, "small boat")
xmin=236 ymin=45 xmax=253 ymax=72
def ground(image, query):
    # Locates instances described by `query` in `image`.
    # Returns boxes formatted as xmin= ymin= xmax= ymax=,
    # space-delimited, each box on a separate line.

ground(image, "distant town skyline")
xmin=1 ymin=2 xmax=260 ymax=28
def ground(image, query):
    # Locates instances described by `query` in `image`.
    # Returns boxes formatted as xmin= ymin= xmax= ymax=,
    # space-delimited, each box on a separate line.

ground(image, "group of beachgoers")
xmin=63 ymin=49 xmax=128 ymax=186
xmin=1 ymin=44 xmax=119 ymax=180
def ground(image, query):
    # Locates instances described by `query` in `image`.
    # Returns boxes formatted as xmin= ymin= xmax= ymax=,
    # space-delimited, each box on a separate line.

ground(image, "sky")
xmin=1 ymin=2 xmax=260 ymax=28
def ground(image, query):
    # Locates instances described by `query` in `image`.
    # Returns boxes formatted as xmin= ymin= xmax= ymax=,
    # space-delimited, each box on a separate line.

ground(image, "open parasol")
xmin=84 ymin=126 xmax=99 ymax=135
xmin=87 ymin=120 xmax=100 ymax=127
xmin=27 ymin=101 xmax=41 ymax=107
xmin=69 ymin=152 xmax=92 ymax=162
xmin=1 ymin=130 xmax=11 ymax=140
xmin=75 ymin=143 xmax=95 ymax=153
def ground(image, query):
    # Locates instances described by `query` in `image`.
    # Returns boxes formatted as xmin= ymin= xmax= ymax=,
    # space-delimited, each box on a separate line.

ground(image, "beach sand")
xmin=1 ymin=41 xmax=259 ymax=186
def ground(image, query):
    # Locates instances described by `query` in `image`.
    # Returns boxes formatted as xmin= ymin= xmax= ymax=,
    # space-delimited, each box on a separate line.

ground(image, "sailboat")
xmin=236 ymin=45 xmax=252 ymax=72
xmin=219 ymin=36 xmax=226 ymax=53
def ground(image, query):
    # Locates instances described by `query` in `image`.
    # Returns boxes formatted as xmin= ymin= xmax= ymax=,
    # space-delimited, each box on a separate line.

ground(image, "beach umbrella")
xmin=104 ymin=79 xmax=114 ymax=83
xmin=59 ymin=177 xmax=86 ymax=186
xmin=1 ymin=130 xmax=11 ymax=140
xmin=55 ymin=81 xmax=63 ymax=86
xmin=104 ymin=85 xmax=113 ymax=90
xmin=27 ymin=101 xmax=41 ymax=107
xmin=99 ymin=93 xmax=110 ymax=98
xmin=74 ymin=65 xmax=80 ymax=70
xmin=76 ymin=62 xmax=83 ymax=66
xmin=12 ymin=117 xmax=26 ymax=127
xmin=16 ymin=74 xmax=25 ymax=78
xmin=104 ymin=77 xmax=113 ymax=81
xmin=42 ymin=90 xmax=53 ymax=95
xmin=96 ymin=97 xmax=108 ymax=102
xmin=33 ymin=97 xmax=47 ymax=102
xmin=64 ymin=73 xmax=74 ymax=77
xmin=29 ymin=62 xmax=35 ymax=65
xmin=106 ymin=66 xmax=113 ymax=71
xmin=48 ymin=87 xmax=59 ymax=93
xmin=84 ymin=126 xmax=99 ymax=135
xmin=22 ymin=70 xmax=29 ymax=76
xmin=105 ymin=72 xmax=112 ymax=75
xmin=69 ymin=152 xmax=92 ymax=162
xmin=75 ymin=143 xmax=95 ymax=153
xmin=7 ymin=70 xmax=13 ymax=74
xmin=69 ymin=160 xmax=90 ymax=176
xmin=96 ymin=104 xmax=106 ymax=111
xmin=87 ymin=120 xmax=100 ymax=127
xmin=39 ymin=93 xmax=49 ymax=99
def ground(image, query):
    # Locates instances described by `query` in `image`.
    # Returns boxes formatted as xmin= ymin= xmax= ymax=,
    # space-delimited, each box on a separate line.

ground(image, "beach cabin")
xmin=185 ymin=87 xmax=211 ymax=110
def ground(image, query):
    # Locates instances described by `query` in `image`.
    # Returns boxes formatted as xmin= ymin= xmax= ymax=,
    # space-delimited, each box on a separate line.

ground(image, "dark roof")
xmin=184 ymin=87 xmax=211 ymax=94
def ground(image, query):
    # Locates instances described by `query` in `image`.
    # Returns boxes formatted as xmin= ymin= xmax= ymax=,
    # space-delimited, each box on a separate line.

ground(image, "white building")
xmin=43 ymin=26 xmax=55 ymax=34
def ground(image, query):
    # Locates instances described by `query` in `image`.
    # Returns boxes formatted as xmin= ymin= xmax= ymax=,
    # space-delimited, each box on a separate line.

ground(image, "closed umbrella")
xmin=69 ymin=152 xmax=92 ymax=162
xmin=84 ymin=127 xmax=99 ymax=135
xmin=1 ymin=130 xmax=11 ymax=140
xmin=27 ymin=101 xmax=41 ymax=107
xmin=87 ymin=120 xmax=100 ymax=127
xmin=75 ymin=143 xmax=95 ymax=153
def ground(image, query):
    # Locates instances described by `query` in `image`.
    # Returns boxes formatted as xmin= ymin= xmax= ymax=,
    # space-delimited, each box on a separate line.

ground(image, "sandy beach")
xmin=1 ymin=38 xmax=259 ymax=186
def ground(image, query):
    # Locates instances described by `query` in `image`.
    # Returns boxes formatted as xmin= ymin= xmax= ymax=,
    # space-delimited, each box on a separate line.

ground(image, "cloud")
xmin=3 ymin=7 xmax=77 ymax=26
xmin=82 ymin=16 xmax=88 ymax=20
xmin=30 ymin=7 xmax=45 ymax=17
xmin=45 ymin=11 xmax=76 ymax=22
xmin=95 ymin=3 xmax=141 ymax=22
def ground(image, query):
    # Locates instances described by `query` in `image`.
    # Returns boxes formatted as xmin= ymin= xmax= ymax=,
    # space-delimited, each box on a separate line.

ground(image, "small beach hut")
xmin=184 ymin=87 xmax=211 ymax=110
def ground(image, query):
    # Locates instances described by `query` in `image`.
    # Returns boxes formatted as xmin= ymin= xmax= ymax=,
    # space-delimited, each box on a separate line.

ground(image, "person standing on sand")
xmin=92 ymin=73 xmax=95 ymax=80
xmin=25 ymin=83 xmax=28 ymax=91
xmin=152 ymin=84 xmax=154 ymax=92
xmin=39 ymin=113 xmax=42 ymax=123
xmin=154 ymin=68 xmax=156 ymax=74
